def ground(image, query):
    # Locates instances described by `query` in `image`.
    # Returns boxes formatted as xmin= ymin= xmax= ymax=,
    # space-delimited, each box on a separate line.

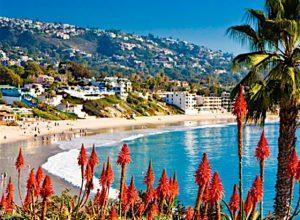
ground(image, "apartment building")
xmin=196 ymin=92 xmax=233 ymax=112
xmin=165 ymin=92 xmax=197 ymax=115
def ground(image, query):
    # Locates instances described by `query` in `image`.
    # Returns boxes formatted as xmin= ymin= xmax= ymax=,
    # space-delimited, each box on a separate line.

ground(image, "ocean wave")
xmin=42 ymin=149 xmax=119 ymax=199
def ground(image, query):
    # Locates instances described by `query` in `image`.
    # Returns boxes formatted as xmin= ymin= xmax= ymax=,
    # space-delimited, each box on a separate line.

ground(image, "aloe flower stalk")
xmin=15 ymin=148 xmax=25 ymax=206
xmin=147 ymin=202 xmax=159 ymax=220
xmin=5 ymin=177 xmax=14 ymax=212
xmin=27 ymin=169 xmax=37 ymax=218
xmin=251 ymin=176 xmax=263 ymax=216
xmin=287 ymin=148 xmax=298 ymax=216
xmin=156 ymin=169 xmax=170 ymax=213
xmin=40 ymin=175 xmax=54 ymax=220
xmin=35 ymin=166 xmax=44 ymax=197
xmin=144 ymin=161 xmax=155 ymax=209
xmin=232 ymin=85 xmax=247 ymax=219
xmin=117 ymin=143 xmax=131 ymax=215
xmin=244 ymin=190 xmax=254 ymax=218
xmin=127 ymin=177 xmax=139 ymax=219
xmin=109 ymin=206 xmax=119 ymax=220
xmin=0 ymin=193 xmax=7 ymax=211
xmin=210 ymin=172 xmax=224 ymax=220
xmin=144 ymin=160 xmax=155 ymax=190
xmin=77 ymin=144 xmax=88 ymax=204
xmin=228 ymin=184 xmax=240 ymax=220
xmin=194 ymin=153 xmax=211 ymax=214
xmin=255 ymin=130 xmax=270 ymax=219
xmin=185 ymin=206 xmax=194 ymax=220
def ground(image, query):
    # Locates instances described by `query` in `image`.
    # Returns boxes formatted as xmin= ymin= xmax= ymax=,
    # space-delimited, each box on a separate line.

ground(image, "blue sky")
xmin=0 ymin=0 xmax=264 ymax=54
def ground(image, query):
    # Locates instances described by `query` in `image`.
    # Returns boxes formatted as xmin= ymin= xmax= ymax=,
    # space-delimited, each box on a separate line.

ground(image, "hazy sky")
xmin=0 ymin=0 xmax=264 ymax=54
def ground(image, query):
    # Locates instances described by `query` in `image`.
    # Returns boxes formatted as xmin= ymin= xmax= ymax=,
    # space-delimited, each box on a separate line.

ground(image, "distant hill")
xmin=0 ymin=17 xmax=243 ymax=86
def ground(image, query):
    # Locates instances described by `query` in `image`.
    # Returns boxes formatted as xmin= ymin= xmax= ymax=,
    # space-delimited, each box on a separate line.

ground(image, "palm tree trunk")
xmin=274 ymin=100 xmax=298 ymax=218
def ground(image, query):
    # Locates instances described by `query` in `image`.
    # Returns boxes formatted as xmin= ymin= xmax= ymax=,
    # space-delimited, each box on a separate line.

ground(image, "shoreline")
xmin=0 ymin=113 xmax=237 ymax=145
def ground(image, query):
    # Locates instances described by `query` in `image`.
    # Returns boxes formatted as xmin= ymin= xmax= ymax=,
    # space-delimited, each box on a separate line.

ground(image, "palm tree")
xmin=227 ymin=0 xmax=299 ymax=218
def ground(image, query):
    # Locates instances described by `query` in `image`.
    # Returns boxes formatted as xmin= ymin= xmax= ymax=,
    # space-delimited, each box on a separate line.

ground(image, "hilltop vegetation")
xmin=0 ymin=17 xmax=243 ymax=86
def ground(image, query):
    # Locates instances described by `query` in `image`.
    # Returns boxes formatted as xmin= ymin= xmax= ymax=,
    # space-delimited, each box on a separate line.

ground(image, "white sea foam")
xmin=42 ymin=121 xmax=233 ymax=197
xmin=42 ymin=149 xmax=119 ymax=199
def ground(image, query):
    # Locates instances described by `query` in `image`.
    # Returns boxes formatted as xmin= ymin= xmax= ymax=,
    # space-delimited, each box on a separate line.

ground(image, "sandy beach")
xmin=0 ymin=112 xmax=237 ymax=145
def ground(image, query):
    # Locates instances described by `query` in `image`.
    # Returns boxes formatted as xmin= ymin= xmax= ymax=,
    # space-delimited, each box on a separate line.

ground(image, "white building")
xmin=221 ymin=92 xmax=232 ymax=111
xmin=196 ymin=95 xmax=222 ymax=111
xmin=23 ymin=84 xmax=45 ymax=97
xmin=165 ymin=92 xmax=197 ymax=115
xmin=92 ymin=77 xmax=132 ymax=99
xmin=61 ymin=86 xmax=113 ymax=101
xmin=57 ymin=103 xmax=87 ymax=119
xmin=196 ymin=92 xmax=233 ymax=112
xmin=39 ymin=95 xmax=63 ymax=107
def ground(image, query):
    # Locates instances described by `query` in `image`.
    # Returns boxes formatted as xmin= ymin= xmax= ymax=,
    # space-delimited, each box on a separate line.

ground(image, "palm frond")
xmin=246 ymin=9 xmax=266 ymax=24
xmin=265 ymin=0 xmax=285 ymax=19
xmin=232 ymin=52 xmax=279 ymax=72
xmin=226 ymin=25 xmax=261 ymax=50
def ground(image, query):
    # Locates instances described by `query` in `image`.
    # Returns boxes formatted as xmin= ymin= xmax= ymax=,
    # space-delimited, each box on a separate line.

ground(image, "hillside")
xmin=0 ymin=17 xmax=242 ymax=86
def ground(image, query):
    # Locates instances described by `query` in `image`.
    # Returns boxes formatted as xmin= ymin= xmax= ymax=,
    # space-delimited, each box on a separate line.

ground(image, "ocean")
xmin=42 ymin=121 xmax=299 ymax=214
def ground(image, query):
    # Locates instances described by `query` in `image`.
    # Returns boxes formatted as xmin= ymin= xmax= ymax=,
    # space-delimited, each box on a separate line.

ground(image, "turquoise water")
xmin=92 ymin=122 xmax=299 ymax=214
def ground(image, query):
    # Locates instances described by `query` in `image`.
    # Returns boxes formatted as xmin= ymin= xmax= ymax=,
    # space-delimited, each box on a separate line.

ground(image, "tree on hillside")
xmin=227 ymin=0 xmax=299 ymax=218
xmin=0 ymin=65 xmax=23 ymax=86
xmin=59 ymin=61 xmax=92 ymax=80
xmin=23 ymin=62 xmax=45 ymax=80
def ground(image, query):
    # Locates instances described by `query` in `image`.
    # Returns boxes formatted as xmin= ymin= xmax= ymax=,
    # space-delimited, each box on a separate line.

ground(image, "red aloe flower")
xmin=157 ymin=169 xmax=170 ymax=200
xmin=185 ymin=206 xmax=194 ymax=220
xmin=121 ymin=184 xmax=128 ymax=205
xmin=255 ymin=131 xmax=270 ymax=161
xmin=5 ymin=177 xmax=14 ymax=210
xmin=40 ymin=175 xmax=54 ymax=200
xmin=195 ymin=153 xmax=211 ymax=187
xmin=36 ymin=166 xmax=44 ymax=185
xmin=109 ymin=206 xmax=119 ymax=220
xmin=0 ymin=193 xmax=7 ymax=210
xmin=233 ymin=85 xmax=247 ymax=119
xmin=137 ymin=202 xmax=145 ymax=217
xmin=296 ymin=160 xmax=300 ymax=180
xmin=89 ymin=145 xmax=99 ymax=169
xmin=202 ymin=184 xmax=211 ymax=203
xmin=99 ymin=163 xmax=107 ymax=186
xmin=93 ymin=189 xmax=101 ymax=206
xmin=251 ymin=176 xmax=263 ymax=203
xmin=169 ymin=173 xmax=179 ymax=200
xmin=35 ymin=166 xmax=44 ymax=196
xmin=27 ymin=169 xmax=36 ymax=192
xmin=126 ymin=177 xmax=139 ymax=207
xmin=287 ymin=148 xmax=298 ymax=178
xmin=78 ymin=143 xmax=88 ymax=167
xmin=117 ymin=143 xmax=131 ymax=166
xmin=144 ymin=186 xmax=156 ymax=203
xmin=24 ymin=189 xmax=31 ymax=207
xmin=244 ymin=190 xmax=254 ymax=216
xmin=228 ymin=184 xmax=240 ymax=214
xmin=144 ymin=161 xmax=155 ymax=188
xmin=98 ymin=187 xmax=107 ymax=207
xmin=210 ymin=172 xmax=224 ymax=203
xmin=147 ymin=202 xmax=159 ymax=220
xmin=106 ymin=156 xmax=114 ymax=187
xmin=15 ymin=148 xmax=25 ymax=171
xmin=85 ymin=162 xmax=93 ymax=182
